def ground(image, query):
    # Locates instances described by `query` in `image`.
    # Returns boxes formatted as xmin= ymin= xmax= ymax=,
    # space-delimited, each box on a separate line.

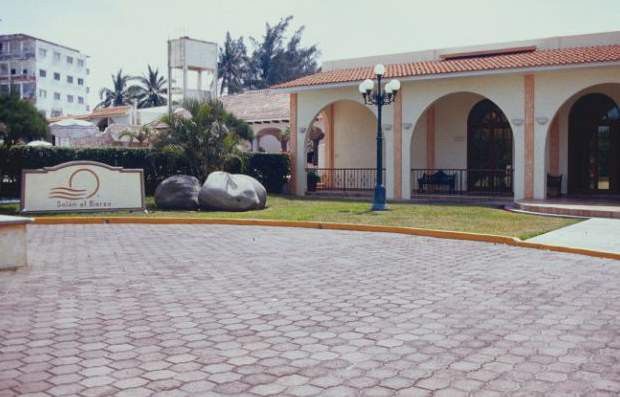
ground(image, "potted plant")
xmin=307 ymin=170 xmax=320 ymax=192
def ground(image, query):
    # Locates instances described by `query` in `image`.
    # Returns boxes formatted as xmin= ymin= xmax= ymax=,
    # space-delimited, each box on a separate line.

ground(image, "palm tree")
xmin=97 ymin=70 xmax=133 ymax=109
xmin=129 ymin=66 xmax=167 ymax=108
xmin=118 ymin=126 xmax=154 ymax=147
xmin=218 ymin=32 xmax=248 ymax=95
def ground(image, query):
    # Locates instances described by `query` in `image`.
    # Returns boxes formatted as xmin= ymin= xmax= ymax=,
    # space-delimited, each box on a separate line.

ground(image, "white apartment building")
xmin=0 ymin=34 xmax=90 ymax=118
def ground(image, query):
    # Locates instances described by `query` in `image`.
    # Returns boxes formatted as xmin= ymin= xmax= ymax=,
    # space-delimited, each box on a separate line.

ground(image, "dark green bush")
xmin=0 ymin=146 xmax=194 ymax=197
xmin=0 ymin=146 xmax=291 ymax=198
xmin=240 ymin=153 xmax=291 ymax=193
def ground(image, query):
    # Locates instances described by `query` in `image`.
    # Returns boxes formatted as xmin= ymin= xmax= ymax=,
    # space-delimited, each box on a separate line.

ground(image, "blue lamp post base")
xmin=372 ymin=185 xmax=387 ymax=211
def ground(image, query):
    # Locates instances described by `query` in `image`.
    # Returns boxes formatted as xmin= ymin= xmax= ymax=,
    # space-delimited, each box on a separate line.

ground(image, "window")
xmin=22 ymin=69 xmax=28 ymax=75
xmin=78 ymin=96 xmax=84 ymax=104
xmin=38 ymin=48 xmax=47 ymax=57
xmin=0 ymin=43 xmax=3 ymax=53
xmin=22 ymin=83 xmax=35 ymax=99
xmin=77 ymin=78 xmax=84 ymax=86
xmin=86 ymin=87 xmax=90 ymax=94
xmin=10 ymin=68 xmax=16 ymax=75
xmin=67 ymin=95 xmax=74 ymax=103
xmin=39 ymin=69 xmax=47 ymax=78
xmin=66 ymin=75 xmax=74 ymax=84
xmin=0 ymin=64 xmax=7 ymax=75
xmin=53 ymin=52 xmax=61 ymax=62
xmin=77 ymin=59 xmax=84 ymax=67
xmin=66 ymin=56 xmax=73 ymax=64
xmin=54 ymin=72 xmax=60 ymax=81
xmin=51 ymin=109 xmax=62 ymax=117
xmin=53 ymin=92 xmax=61 ymax=100
xmin=39 ymin=89 xmax=47 ymax=98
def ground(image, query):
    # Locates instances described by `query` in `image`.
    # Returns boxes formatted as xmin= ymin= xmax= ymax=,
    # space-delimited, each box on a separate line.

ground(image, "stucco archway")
xmin=544 ymin=83 xmax=620 ymax=197
xmin=407 ymin=91 xmax=515 ymax=198
xmin=303 ymin=99 xmax=381 ymax=193
xmin=256 ymin=127 xmax=286 ymax=153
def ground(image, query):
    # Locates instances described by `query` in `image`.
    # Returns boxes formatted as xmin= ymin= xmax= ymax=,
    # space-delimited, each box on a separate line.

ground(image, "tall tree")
xmin=0 ymin=94 xmax=49 ymax=147
xmin=154 ymin=99 xmax=253 ymax=178
xmin=97 ymin=69 xmax=133 ymax=108
xmin=129 ymin=65 xmax=167 ymax=108
xmin=218 ymin=33 xmax=248 ymax=95
xmin=246 ymin=16 xmax=319 ymax=89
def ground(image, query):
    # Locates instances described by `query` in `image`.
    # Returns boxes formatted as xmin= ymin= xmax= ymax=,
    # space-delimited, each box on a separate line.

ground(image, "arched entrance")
xmin=409 ymin=93 xmax=514 ymax=197
xmin=568 ymin=93 xmax=620 ymax=194
xmin=467 ymin=99 xmax=513 ymax=193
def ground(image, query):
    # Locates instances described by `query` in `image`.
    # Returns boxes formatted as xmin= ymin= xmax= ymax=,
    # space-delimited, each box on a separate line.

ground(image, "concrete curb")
xmin=32 ymin=216 xmax=620 ymax=261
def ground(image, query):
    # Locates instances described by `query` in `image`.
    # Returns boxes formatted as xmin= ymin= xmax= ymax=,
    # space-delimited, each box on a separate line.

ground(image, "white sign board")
xmin=21 ymin=161 xmax=145 ymax=213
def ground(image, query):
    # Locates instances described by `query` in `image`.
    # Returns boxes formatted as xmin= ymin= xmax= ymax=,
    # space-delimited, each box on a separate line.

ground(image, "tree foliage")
xmin=0 ymin=94 xmax=49 ymax=147
xmin=97 ymin=66 xmax=167 ymax=109
xmin=218 ymin=33 xmax=249 ymax=95
xmin=218 ymin=16 xmax=319 ymax=93
xmin=97 ymin=69 xmax=133 ymax=109
xmin=153 ymin=99 xmax=253 ymax=179
xmin=129 ymin=65 xmax=168 ymax=108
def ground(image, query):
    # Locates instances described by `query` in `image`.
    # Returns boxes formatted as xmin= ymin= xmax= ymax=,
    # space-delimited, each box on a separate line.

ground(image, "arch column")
xmin=524 ymin=74 xmax=536 ymax=200
xmin=392 ymin=92 xmax=403 ymax=199
xmin=323 ymin=105 xmax=335 ymax=169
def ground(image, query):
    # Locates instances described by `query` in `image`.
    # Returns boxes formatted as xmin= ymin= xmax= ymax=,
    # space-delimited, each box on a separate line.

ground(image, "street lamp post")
xmin=358 ymin=64 xmax=401 ymax=211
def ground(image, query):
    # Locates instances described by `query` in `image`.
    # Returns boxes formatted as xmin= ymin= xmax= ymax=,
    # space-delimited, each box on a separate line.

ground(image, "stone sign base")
xmin=0 ymin=215 xmax=32 ymax=270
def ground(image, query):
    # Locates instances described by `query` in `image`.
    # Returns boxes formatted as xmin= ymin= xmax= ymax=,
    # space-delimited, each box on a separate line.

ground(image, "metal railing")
xmin=306 ymin=168 xmax=386 ymax=192
xmin=411 ymin=168 xmax=513 ymax=195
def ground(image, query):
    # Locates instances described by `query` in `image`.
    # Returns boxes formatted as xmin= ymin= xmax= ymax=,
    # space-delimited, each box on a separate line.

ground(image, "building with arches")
xmin=276 ymin=31 xmax=620 ymax=212
xmin=220 ymin=90 xmax=290 ymax=153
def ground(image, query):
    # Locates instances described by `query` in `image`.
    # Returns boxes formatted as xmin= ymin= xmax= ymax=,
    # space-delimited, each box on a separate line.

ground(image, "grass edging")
xmin=32 ymin=216 xmax=620 ymax=261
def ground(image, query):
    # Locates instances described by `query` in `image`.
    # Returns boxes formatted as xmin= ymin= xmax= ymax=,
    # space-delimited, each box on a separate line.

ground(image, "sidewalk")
xmin=528 ymin=218 xmax=620 ymax=254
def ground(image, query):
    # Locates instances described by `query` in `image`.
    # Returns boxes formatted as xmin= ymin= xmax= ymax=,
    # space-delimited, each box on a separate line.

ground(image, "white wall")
xmin=34 ymin=39 xmax=89 ymax=117
xmin=333 ymin=101 xmax=376 ymax=168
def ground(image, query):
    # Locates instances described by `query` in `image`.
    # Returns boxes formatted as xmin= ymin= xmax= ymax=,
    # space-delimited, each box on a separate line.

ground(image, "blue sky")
xmin=3 ymin=0 xmax=620 ymax=106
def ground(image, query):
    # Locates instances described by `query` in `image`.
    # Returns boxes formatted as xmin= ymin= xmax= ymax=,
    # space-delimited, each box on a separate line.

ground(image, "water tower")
xmin=167 ymin=36 xmax=218 ymax=110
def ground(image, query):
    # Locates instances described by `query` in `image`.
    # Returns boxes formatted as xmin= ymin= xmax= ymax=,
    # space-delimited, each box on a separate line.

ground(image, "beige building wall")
xmin=534 ymin=67 xmax=620 ymax=198
xmin=400 ymin=74 xmax=524 ymax=199
xmin=333 ymin=101 xmax=376 ymax=168
xmin=292 ymin=64 xmax=620 ymax=200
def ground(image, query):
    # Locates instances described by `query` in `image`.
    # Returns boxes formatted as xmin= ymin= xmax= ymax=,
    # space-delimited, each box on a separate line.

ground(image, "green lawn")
xmin=0 ymin=195 xmax=578 ymax=239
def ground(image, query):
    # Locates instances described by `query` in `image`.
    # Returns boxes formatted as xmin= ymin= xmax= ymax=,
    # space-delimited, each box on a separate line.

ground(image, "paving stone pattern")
xmin=1 ymin=224 xmax=619 ymax=396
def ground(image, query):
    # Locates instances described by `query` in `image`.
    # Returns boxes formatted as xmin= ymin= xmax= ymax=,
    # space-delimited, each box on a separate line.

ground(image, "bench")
xmin=547 ymin=174 xmax=563 ymax=198
xmin=0 ymin=215 xmax=33 ymax=270
xmin=417 ymin=170 xmax=456 ymax=193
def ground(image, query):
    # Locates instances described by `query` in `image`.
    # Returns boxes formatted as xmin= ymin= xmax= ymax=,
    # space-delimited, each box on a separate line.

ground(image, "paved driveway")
xmin=1 ymin=224 xmax=619 ymax=397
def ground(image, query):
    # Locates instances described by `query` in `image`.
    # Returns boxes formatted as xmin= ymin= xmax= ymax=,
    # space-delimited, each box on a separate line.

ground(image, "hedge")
xmin=0 ymin=146 xmax=290 ymax=198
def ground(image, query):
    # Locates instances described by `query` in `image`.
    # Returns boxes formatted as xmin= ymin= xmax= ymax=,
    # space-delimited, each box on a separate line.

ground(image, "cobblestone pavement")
xmin=1 ymin=224 xmax=620 ymax=397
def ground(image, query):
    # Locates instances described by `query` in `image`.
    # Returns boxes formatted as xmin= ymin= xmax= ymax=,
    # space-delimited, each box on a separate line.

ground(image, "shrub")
xmin=0 ymin=146 xmax=193 ymax=197
xmin=240 ymin=153 xmax=290 ymax=193
xmin=0 ymin=146 xmax=291 ymax=198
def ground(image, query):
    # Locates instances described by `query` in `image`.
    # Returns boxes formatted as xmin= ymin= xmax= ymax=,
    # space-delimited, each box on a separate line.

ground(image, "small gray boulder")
xmin=155 ymin=175 xmax=201 ymax=210
xmin=199 ymin=171 xmax=267 ymax=211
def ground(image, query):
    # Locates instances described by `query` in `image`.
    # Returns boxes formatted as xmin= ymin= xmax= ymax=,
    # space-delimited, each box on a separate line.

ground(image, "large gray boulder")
xmin=199 ymin=171 xmax=267 ymax=211
xmin=154 ymin=175 xmax=201 ymax=210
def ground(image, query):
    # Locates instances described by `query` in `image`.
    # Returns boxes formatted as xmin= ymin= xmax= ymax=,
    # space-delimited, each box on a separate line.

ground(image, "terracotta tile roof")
xmin=274 ymin=45 xmax=620 ymax=89
xmin=220 ymin=90 xmax=289 ymax=122
xmin=47 ymin=106 xmax=131 ymax=122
